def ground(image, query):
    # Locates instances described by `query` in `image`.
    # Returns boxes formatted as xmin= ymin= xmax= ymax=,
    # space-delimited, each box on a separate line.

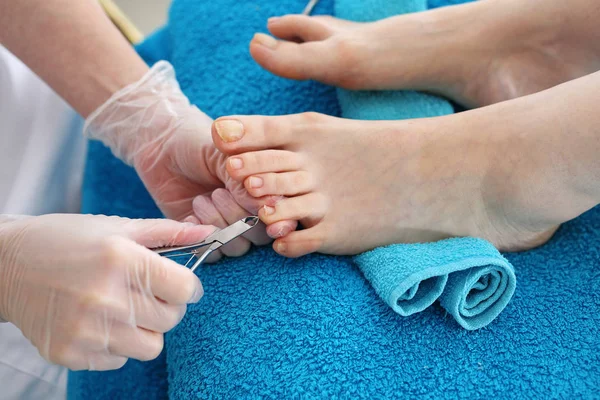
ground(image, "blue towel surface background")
xmin=68 ymin=0 xmax=600 ymax=398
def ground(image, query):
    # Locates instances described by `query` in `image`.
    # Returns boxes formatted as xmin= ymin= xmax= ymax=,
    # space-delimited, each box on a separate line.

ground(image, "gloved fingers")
xmin=123 ymin=217 xmax=216 ymax=249
xmin=183 ymin=215 xmax=201 ymax=224
xmin=129 ymin=289 xmax=187 ymax=333
xmin=212 ymin=188 xmax=273 ymax=247
xmin=127 ymin=245 xmax=203 ymax=305
xmin=43 ymin=310 xmax=167 ymax=369
xmin=107 ymin=324 xmax=164 ymax=362
xmin=209 ymin=189 xmax=252 ymax=257
xmin=46 ymin=343 xmax=128 ymax=372
xmin=181 ymin=214 xmax=222 ymax=263
xmin=67 ymin=353 xmax=128 ymax=372
xmin=83 ymin=61 xmax=187 ymax=166
xmin=192 ymin=193 xmax=251 ymax=258
xmin=188 ymin=195 xmax=225 ymax=263
xmin=85 ymin=353 xmax=129 ymax=372
xmin=82 ymin=292 xmax=185 ymax=334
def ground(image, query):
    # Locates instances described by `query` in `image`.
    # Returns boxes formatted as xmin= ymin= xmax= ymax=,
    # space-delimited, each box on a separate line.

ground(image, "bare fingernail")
xmin=249 ymin=176 xmax=263 ymax=188
xmin=253 ymin=33 xmax=278 ymax=49
xmin=263 ymin=205 xmax=275 ymax=215
xmin=229 ymin=157 xmax=243 ymax=170
xmin=214 ymin=120 xmax=244 ymax=142
xmin=268 ymin=17 xmax=280 ymax=23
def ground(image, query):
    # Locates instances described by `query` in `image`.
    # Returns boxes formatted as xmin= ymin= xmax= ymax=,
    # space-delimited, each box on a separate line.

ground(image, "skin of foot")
xmin=210 ymin=72 xmax=600 ymax=257
xmin=250 ymin=0 xmax=600 ymax=108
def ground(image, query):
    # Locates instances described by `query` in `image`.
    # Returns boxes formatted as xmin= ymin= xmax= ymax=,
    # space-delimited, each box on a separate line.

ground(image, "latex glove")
xmin=83 ymin=61 xmax=294 ymax=257
xmin=0 ymin=214 xmax=213 ymax=371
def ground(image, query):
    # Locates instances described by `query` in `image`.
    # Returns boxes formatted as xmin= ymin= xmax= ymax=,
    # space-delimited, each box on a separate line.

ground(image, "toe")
xmin=244 ymin=171 xmax=314 ymax=198
xmin=267 ymin=15 xmax=333 ymax=42
xmin=272 ymin=227 xmax=326 ymax=258
xmin=265 ymin=220 xmax=297 ymax=239
xmin=250 ymin=33 xmax=334 ymax=82
xmin=212 ymin=115 xmax=294 ymax=155
xmin=226 ymin=150 xmax=303 ymax=181
xmin=258 ymin=193 xmax=327 ymax=225
xmin=190 ymin=195 xmax=224 ymax=263
xmin=312 ymin=15 xmax=362 ymax=30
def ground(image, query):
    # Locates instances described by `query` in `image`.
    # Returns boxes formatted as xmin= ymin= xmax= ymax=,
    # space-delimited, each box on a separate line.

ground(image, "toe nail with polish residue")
xmin=215 ymin=120 xmax=244 ymax=142
xmin=276 ymin=241 xmax=287 ymax=254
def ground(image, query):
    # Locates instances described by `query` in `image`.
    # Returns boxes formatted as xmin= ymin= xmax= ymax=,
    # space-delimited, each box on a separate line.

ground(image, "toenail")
xmin=263 ymin=205 xmax=275 ymax=215
xmin=229 ymin=158 xmax=243 ymax=170
xmin=249 ymin=176 xmax=263 ymax=188
xmin=274 ymin=225 xmax=291 ymax=238
xmin=215 ymin=120 xmax=244 ymax=142
xmin=268 ymin=17 xmax=280 ymax=24
xmin=276 ymin=241 xmax=287 ymax=254
xmin=253 ymin=33 xmax=278 ymax=49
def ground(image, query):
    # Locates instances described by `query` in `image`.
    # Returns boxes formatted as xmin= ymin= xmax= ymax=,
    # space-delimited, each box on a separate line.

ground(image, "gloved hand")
xmin=0 ymin=214 xmax=213 ymax=371
xmin=83 ymin=61 xmax=295 ymax=258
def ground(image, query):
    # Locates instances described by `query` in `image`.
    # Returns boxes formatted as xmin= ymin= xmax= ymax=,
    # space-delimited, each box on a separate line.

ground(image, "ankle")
xmin=409 ymin=1 xmax=524 ymax=103
xmin=434 ymin=0 xmax=600 ymax=107
xmin=395 ymin=4 xmax=490 ymax=94
xmin=474 ymin=91 xmax=599 ymax=230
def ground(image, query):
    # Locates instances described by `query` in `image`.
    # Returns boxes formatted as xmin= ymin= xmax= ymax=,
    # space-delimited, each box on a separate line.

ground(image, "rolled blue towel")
xmin=335 ymin=0 xmax=513 ymax=330
xmin=355 ymin=238 xmax=516 ymax=330
xmin=69 ymin=0 xmax=600 ymax=398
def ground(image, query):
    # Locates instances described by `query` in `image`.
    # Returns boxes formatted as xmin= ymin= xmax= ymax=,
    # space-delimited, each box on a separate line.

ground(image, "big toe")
xmin=250 ymin=33 xmax=333 ymax=82
xmin=267 ymin=14 xmax=332 ymax=42
xmin=212 ymin=115 xmax=294 ymax=155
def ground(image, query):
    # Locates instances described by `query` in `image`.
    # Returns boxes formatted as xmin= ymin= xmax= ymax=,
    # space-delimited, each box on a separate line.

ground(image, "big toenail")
xmin=249 ymin=176 xmax=263 ymax=188
xmin=253 ymin=33 xmax=278 ymax=49
xmin=214 ymin=120 xmax=244 ymax=142
xmin=263 ymin=205 xmax=275 ymax=215
xmin=229 ymin=158 xmax=243 ymax=170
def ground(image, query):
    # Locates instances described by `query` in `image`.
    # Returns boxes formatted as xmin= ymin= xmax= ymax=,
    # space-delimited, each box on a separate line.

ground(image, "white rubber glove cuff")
xmin=83 ymin=61 xmax=189 ymax=166
xmin=0 ymin=215 xmax=32 ymax=323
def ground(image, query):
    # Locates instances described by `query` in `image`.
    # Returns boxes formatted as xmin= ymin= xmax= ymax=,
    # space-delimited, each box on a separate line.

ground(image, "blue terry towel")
xmin=68 ymin=0 xmax=600 ymax=398
xmin=356 ymin=239 xmax=516 ymax=329
xmin=334 ymin=0 xmax=514 ymax=331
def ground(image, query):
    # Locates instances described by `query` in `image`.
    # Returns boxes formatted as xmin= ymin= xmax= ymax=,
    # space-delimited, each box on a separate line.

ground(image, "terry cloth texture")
xmin=68 ymin=0 xmax=600 ymax=398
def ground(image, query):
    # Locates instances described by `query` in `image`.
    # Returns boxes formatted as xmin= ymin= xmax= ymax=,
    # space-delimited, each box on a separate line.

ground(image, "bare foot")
xmin=250 ymin=0 xmax=600 ymax=108
xmin=209 ymin=98 xmax=582 ymax=257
